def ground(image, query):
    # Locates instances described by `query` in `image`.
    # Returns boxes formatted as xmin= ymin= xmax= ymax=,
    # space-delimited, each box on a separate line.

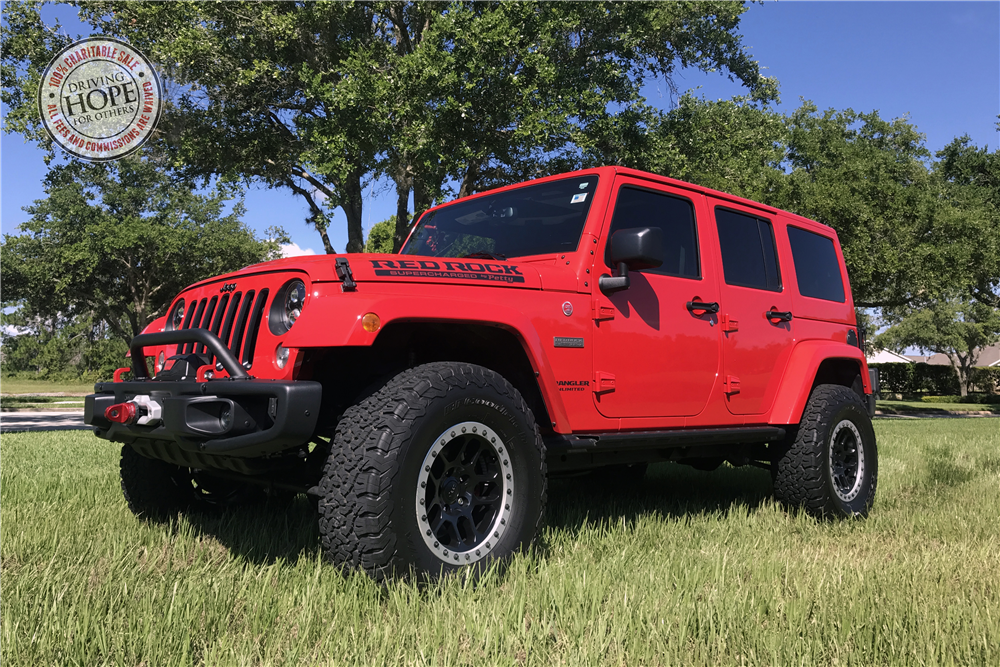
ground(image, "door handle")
xmin=766 ymin=310 xmax=793 ymax=322
xmin=686 ymin=300 xmax=720 ymax=314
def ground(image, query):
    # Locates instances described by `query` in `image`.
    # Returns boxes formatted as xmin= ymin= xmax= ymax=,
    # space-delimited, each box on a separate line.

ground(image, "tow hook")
xmin=104 ymin=395 xmax=163 ymax=426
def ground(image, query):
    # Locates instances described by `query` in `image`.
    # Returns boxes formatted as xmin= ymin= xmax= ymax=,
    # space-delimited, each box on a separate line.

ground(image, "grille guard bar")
xmin=130 ymin=329 xmax=249 ymax=380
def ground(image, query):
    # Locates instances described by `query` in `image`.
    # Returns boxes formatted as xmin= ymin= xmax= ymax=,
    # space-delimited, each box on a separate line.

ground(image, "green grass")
xmin=3 ymin=421 xmax=999 ymax=666
xmin=0 ymin=378 xmax=94 ymax=395
xmin=0 ymin=396 xmax=86 ymax=410
xmin=877 ymin=400 xmax=1000 ymax=415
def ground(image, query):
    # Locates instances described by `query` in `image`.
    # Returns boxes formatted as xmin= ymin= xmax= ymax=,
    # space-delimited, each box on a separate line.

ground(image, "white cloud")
xmin=280 ymin=242 xmax=317 ymax=258
xmin=2 ymin=324 xmax=30 ymax=337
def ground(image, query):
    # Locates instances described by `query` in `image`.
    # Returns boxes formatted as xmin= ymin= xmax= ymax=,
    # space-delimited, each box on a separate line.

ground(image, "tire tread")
xmin=318 ymin=362 xmax=546 ymax=580
xmin=773 ymin=383 xmax=877 ymax=518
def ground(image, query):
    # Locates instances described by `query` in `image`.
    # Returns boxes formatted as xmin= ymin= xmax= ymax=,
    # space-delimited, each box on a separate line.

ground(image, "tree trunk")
xmin=341 ymin=170 xmax=365 ymax=253
xmin=413 ymin=175 xmax=434 ymax=219
xmin=952 ymin=355 xmax=971 ymax=397
xmin=459 ymin=161 xmax=479 ymax=199
xmin=314 ymin=218 xmax=336 ymax=255
xmin=393 ymin=176 xmax=411 ymax=253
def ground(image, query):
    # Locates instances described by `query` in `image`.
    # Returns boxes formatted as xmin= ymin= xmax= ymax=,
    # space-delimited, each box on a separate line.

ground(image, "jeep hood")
xmin=228 ymin=253 xmax=552 ymax=290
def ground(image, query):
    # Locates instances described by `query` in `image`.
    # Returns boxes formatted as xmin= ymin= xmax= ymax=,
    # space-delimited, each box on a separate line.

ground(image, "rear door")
xmin=591 ymin=178 xmax=722 ymax=418
xmin=711 ymin=202 xmax=795 ymax=415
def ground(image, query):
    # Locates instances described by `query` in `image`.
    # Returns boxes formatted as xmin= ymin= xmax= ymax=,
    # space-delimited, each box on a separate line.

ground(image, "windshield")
xmin=400 ymin=175 xmax=599 ymax=258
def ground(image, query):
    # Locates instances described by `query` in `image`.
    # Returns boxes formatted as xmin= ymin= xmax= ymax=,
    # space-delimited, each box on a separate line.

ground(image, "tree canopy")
xmin=364 ymin=217 xmax=397 ymax=254
xmin=3 ymin=1 xmax=997 ymax=316
xmin=877 ymin=294 xmax=1000 ymax=396
xmin=2 ymin=0 xmax=775 ymax=254
xmin=1 ymin=154 xmax=283 ymax=344
xmin=635 ymin=95 xmax=1000 ymax=311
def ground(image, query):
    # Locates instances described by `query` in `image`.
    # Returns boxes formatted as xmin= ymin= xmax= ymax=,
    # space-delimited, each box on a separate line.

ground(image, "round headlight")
xmin=284 ymin=280 xmax=305 ymax=327
xmin=268 ymin=278 xmax=308 ymax=335
xmin=167 ymin=299 xmax=185 ymax=330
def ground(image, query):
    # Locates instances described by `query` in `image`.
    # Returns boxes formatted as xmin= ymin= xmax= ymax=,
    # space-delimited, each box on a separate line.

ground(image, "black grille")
xmin=172 ymin=289 xmax=268 ymax=370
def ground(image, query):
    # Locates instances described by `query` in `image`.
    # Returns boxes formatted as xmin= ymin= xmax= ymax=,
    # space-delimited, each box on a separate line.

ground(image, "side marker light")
xmin=362 ymin=312 xmax=381 ymax=333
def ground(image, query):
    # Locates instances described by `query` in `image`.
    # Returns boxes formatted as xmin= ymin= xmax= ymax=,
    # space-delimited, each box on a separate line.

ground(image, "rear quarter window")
xmin=787 ymin=226 xmax=845 ymax=302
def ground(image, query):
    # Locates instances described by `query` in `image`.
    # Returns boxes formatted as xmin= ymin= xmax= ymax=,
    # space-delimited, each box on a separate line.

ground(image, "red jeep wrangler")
xmin=86 ymin=167 xmax=877 ymax=580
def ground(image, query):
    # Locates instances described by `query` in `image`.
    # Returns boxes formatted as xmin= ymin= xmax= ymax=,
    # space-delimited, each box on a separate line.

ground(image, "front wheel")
xmin=318 ymin=362 xmax=546 ymax=581
xmin=120 ymin=445 xmax=191 ymax=519
xmin=773 ymin=384 xmax=878 ymax=518
xmin=120 ymin=445 xmax=264 ymax=519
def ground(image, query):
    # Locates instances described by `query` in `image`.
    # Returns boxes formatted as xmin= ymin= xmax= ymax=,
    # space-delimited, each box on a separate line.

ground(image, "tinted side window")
xmin=787 ymin=226 xmax=845 ymax=302
xmin=715 ymin=208 xmax=781 ymax=291
xmin=605 ymin=187 xmax=700 ymax=278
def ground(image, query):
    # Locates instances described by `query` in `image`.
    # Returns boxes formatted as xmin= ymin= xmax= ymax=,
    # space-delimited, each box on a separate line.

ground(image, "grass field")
xmin=0 ymin=395 xmax=87 ymax=411
xmin=0 ymin=378 xmax=94 ymax=396
xmin=877 ymin=400 xmax=1000 ymax=415
xmin=3 ymin=421 xmax=999 ymax=666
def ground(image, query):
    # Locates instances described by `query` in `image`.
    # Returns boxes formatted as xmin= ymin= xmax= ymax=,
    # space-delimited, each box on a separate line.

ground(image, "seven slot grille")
xmin=174 ymin=289 xmax=270 ymax=369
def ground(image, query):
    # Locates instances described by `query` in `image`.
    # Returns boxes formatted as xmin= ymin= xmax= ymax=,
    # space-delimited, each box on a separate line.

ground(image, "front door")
xmin=710 ymin=202 xmax=795 ymax=415
xmin=592 ymin=179 xmax=722 ymax=418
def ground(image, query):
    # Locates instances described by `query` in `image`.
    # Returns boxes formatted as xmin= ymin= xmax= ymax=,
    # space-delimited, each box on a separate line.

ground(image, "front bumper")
xmin=85 ymin=329 xmax=321 ymax=458
xmin=86 ymin=378 xmax=322 ymax=457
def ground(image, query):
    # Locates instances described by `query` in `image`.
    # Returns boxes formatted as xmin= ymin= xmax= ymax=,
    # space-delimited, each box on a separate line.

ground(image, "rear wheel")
xmin=773 ymin=384 xmax=878 ymax=518
xmin=318 ymin=362 xmax=546 ymax=581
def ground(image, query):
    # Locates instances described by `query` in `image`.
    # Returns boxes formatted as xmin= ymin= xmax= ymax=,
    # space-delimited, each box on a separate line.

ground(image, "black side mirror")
xmin=599 ymin=227 xmax=663 ymax=294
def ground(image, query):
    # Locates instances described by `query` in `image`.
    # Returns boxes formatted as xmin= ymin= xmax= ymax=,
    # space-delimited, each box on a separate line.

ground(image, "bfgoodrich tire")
xmin=318 ymin=362 xmax=546 ymax=581
xmin=773 ymin=384 xmax=878 ymax=518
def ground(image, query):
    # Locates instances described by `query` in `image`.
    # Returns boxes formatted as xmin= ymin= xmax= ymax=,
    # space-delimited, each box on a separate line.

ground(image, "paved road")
xmin=1 ymin=411 xmax=89 ymax=433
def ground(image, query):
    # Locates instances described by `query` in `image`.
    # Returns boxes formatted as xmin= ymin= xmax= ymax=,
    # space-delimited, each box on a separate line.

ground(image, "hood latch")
xmin=335 ymin=257 xmax=357 ymax=292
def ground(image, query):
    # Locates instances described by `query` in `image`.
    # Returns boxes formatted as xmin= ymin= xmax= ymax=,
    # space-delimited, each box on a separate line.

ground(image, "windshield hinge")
xmin=335 ymin=257 xmax=357 ymax=292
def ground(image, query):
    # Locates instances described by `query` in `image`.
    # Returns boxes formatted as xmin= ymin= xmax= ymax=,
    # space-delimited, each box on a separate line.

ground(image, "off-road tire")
xmin=773 ymin=384 xmax=877 ymax=518
xmin=120 ymin=445 xmax=264 ymax=518
xmin=318 ymin=362 xmax=547 ymax=581
xmin=120 ymin=444 xmax=191 ymax=519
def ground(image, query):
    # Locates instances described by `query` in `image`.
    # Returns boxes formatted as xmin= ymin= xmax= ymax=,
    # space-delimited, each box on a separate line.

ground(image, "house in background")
xmin=907 ymin=342 xmax=1000 ymax=368
xmin=866 ymin=349 xmax=914 ymax=364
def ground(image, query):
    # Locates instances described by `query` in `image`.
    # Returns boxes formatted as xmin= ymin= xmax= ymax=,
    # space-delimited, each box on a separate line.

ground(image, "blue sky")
xmin=2 ymin=1 xmax=998 ymax=256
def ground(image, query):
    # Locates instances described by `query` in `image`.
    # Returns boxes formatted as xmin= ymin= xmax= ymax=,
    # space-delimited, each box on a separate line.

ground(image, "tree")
xmin=643 ymin=99 xmax=1000 ymax=312
xmin=934 ymin=135 xmax=1000 ymax=309
xmin=1 ymin=153 xmax=283 ymax=345
xmin=877 ymin=296 xmax=1000 ymax=397
xmin=0 ymin=311 xmax=127 ymax=380
xmin=3 ymin=1 xmax=775 ymax=254
xmin=775 ymin=104 xmax=946 ymax=308
xmin=645 ymin=92 xmax=789 ymax=203
xmin=364 ymin=217 xmax=398 ymax=254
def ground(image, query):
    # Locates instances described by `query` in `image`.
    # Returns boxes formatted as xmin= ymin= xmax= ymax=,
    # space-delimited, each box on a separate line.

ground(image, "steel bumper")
xmin=86 ymin=378 xmax=322 ymax=457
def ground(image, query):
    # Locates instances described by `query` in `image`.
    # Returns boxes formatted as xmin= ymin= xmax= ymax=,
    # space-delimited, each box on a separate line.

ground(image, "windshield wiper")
xmin=462 ymin=251 xmax=507 ymax=261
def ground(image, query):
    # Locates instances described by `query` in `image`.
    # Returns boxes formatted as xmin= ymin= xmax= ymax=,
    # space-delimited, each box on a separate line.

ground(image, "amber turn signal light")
xmin=361 ymin=312 xmax=381 ymax=333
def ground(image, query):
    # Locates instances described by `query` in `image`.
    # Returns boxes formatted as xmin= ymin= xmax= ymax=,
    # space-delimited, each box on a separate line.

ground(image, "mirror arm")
xmin=599 ymin=261 xmax=630 ymax=295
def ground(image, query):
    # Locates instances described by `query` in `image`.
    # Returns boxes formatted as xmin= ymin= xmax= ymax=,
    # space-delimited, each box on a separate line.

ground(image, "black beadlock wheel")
xmin=317 ymin=362 xmax=547 ymax=581
xmin=773 ymin=384 xmax=878 ymax=518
